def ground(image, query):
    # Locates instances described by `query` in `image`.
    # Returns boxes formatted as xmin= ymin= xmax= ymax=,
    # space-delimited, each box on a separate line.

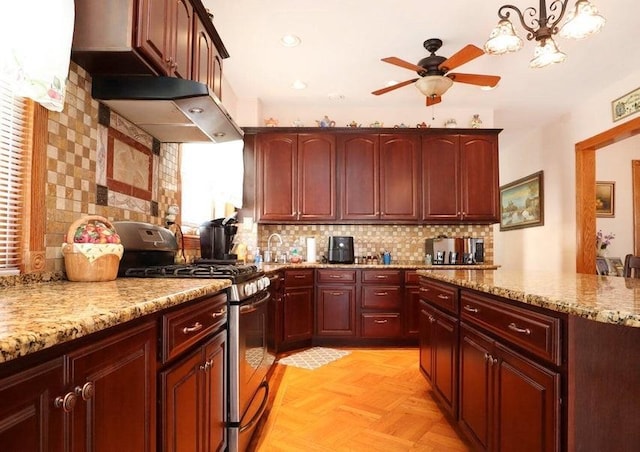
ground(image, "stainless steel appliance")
xmin=327 ymin=236 xmax=355 ymax=264
xmin=425 ymin=237 xmax=484 ymax=265
xmin=114 ymin=221 xmax=274 ymax=452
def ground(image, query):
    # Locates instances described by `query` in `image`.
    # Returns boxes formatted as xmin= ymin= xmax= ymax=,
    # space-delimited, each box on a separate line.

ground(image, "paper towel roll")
xmin=306 ymin=237 xmax=317 ymax=263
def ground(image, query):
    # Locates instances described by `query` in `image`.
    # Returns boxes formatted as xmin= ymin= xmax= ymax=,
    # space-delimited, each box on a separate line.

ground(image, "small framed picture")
xmin=595 ymin=181 xmax=615 ymax=217
xmin=606 ymin=257 xmax=624 ymax=277
xmin=596 ymin=257 xmax=609 ymax=275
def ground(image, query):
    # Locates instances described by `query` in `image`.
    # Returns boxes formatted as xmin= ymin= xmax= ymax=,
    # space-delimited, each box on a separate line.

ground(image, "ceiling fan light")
xmin=559 ymin=0 xmax=606 ymax=39
xmin=529 ymin=38 xmax=567 ymax=68
xmin=484 ymin=19 xmax=523 ymax=55
xmin=415 ymin=76 xmax=454 ymax=97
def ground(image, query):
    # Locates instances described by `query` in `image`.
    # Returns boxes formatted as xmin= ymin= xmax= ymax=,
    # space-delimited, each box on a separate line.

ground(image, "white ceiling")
xmin=203 ymin=0 xmax=638 ymax=132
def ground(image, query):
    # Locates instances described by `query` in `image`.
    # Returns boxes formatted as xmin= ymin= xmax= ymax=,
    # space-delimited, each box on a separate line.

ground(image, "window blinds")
xmin=0 ymin=79 xmax=29 ymax=274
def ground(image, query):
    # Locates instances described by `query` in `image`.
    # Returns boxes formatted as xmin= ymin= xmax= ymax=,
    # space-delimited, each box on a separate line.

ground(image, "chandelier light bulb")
xmin=484 ymin=19 xmax=524 ymax=55
xmin=529 ymin=38 xmax=567 ymax=68
xmin=559 ymin=0 xmax=606 ymax=39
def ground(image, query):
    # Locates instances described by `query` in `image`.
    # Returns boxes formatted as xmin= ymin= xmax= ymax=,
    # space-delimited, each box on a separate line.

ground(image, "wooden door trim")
xmin=575 ymin=117 xmax=640 ymax=273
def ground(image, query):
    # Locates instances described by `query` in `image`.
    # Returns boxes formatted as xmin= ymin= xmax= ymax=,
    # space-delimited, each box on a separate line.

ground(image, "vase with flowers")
xmin=596 ymin=230 xmax=615 ymax=257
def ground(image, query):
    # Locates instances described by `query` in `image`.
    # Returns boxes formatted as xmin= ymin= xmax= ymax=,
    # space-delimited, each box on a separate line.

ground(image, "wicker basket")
xmin=62 ymin=215 xmax=124 ymax=282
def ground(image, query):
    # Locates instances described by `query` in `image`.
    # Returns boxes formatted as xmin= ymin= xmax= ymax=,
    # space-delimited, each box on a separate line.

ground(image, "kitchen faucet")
xmin=266 ymin=233 xmax=283 ymax=262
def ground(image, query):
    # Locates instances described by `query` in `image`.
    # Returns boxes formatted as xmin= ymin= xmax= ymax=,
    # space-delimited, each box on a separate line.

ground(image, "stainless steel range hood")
xmin=91 ymin=76 xmax=244 ymax=143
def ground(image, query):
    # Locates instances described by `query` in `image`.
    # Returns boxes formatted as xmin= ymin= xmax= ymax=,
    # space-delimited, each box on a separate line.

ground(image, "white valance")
xmin=0 ymin=0 xmax=75 ymax=112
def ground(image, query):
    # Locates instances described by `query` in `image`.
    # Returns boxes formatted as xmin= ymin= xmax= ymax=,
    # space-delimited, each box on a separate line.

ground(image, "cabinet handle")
xmin=374 ymin=291 xmax=389 ymax=296
xmin=419 ymin=287 xmax=430 ymax=292
xmin=373 ymin=319 xmax=388 ymax=324
xmin=212 ymin=308 xmax=226 ymax=319
xmin=54 ymin=392 xmax=77 ymax=413
xmin=329 ymin=275 xmax=343 ymax=279
xmin=294 ymin=275 xmax=306 ymax=279
xmin=428 ymin=315 xmax=436 ymax=323
xmin=74 ymin=382 xmax=94 ymax=401
xmin=484 ymin=353 xmax=490 ymax=362
xmin=463 ymin=305 xmax=479 ymax=313
xmin=374 ymin=275 xmax=388 ymax=279
xmin=200 ymin=359 xmax=213 ymax=372
xmin=437 ymin=294 xmax=450 ymax=300
xmin=508 ymin=322 xmax=531 ymax=335
xmin=182 ymin=322 xmax=203 ymax=334
xmin=330 ymin=291 xmax=344 ymax=296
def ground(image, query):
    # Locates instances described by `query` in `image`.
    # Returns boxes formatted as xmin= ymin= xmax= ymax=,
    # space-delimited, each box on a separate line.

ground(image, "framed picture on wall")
xmin=500 ymin=171 xmax=544 ymax=231
xmin=595 ymin=181 xmax=615 ymax=217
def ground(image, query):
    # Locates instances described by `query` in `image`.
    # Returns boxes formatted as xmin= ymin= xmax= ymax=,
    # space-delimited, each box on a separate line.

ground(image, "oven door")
xmin=228 ymin=289 xmax=272 ymax=451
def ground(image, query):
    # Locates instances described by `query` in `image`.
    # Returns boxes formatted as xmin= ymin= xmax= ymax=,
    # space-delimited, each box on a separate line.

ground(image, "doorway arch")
xmin=575 ymin=116 xmax=640 ymax=273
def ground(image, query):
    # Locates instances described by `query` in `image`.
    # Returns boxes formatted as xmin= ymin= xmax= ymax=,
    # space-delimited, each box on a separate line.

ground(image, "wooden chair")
xmin=623 ymin=254 xmax=640 ymax=278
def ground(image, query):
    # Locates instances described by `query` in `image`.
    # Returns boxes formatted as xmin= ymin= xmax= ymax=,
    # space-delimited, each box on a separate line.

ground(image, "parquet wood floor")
xmin=249 ymin=348 xmax=470 ymax=452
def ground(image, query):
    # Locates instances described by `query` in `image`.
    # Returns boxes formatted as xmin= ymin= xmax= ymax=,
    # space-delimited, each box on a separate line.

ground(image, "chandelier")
xmin=484 ymin=0 xmax=605 ymax=68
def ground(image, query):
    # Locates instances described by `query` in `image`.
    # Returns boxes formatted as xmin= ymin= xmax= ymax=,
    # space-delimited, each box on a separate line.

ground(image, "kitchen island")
xmin=417 ymin=268 xmax=640 ymax=451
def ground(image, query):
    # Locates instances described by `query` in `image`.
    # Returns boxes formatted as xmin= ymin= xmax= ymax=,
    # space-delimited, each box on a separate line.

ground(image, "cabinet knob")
xmin=428 ymin=315 xmax=436 ymax=323
xmin=182 ymin=322 xmax=203 ymax=334
xmin=200 ymin=359 xmax=213 ymax=372
xmin=74 ymin=381 xmax=94 ymax=401
xmin=54 ymin=392 xmax=77 ymax=413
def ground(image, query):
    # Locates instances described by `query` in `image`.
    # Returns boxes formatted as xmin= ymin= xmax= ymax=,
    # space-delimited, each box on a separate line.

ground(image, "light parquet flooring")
xmin=250 ymin=348 xmax=470 ymax=452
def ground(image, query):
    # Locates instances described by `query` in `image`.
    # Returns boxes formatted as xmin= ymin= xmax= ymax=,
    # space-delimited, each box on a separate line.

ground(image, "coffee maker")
xmin=199 ymin=217 xmax=238 ymax=262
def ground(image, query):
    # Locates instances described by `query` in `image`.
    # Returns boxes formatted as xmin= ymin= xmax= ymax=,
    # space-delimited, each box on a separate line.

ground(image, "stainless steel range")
xmin=114 ymin=221 xmax=274 ymax=452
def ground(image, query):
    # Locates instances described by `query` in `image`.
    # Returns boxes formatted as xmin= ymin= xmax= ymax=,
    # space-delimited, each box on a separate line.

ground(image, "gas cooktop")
xmin=122 ymin=263 xmax=260 ymax=282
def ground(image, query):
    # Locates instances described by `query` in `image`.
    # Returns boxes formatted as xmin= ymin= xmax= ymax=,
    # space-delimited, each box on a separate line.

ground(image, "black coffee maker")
xmin=199 ymin=217 xmax=238 ymax=262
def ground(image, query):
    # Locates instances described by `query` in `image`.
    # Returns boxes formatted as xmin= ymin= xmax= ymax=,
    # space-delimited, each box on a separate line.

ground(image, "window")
xmin=0 ymin=78 xmax=32 ymax=274
xmin=180 ymin=140 xmax=244 ymax=230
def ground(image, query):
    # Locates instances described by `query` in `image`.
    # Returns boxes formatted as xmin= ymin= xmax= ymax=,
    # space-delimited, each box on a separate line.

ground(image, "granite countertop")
xmin=0 ymin=278 xmax=231 ymax=364
xmin=417 ymin=268 xmax=640 ymax=328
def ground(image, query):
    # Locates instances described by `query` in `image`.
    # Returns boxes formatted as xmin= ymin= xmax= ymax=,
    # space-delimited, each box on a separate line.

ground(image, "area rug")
xmin=278 ymin=347 xmax=350 ymax=370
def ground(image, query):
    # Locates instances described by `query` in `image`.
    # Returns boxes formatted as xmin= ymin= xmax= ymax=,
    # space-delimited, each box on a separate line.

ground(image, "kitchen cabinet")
xmin=360 ymin=269 xmax=403 ymax=338
xmin=256 ymin=133 xmax=336 ymax=222
xmin=422 ymin=134 xmax=499 ymax=223
xmin=315 ymin=269 xmax=357 ymax=338
xmin=282 ymin=269 xmax=314 ymax=349
xmin=160 ymin=329 xmax=226 ymax=452
xmin=404 ymin=270 xmax=421 ymax=338
xmin=339 ymin=133 xmax=420 ymax=221
xmin=137 ymin=0 xmax=193 ymax=78
xmin=0 ymin=358 xmax=65 ymax=452
xmin=159 ymin=293 xmax=228 ymax=452
xmin=193 ymin=15 xmax=223 ymax=99
xmin=418 ymin=284 xmax=458 ymax=417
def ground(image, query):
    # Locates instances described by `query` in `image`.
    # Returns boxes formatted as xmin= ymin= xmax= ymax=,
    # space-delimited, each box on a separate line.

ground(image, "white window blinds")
xmin=0 ymin=78 xmax=30 ymax=274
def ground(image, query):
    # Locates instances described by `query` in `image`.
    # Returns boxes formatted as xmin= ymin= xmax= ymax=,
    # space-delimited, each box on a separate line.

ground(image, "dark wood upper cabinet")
xmin=339 ymin=134 xmax=379 ymax=220
xmin=169 ymin=0 xmax=194 ymax=79
xmin=257 ymin=133 xmax=336 ymax=222
xmin=379 ymin=134 xmax=421 ymax=221
xmin=192 ymin=15 xmax=224 ymax=98
xmin=422 ymin=135 xmax=461 ymax=221
xmin=459 ymin=134 xmax=499 ymax=223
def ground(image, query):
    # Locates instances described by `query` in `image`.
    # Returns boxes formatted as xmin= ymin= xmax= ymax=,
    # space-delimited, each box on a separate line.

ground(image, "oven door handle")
xmin=239 ymin=381 xmax=269 ymax=433
xmin=239 ymin=291 xmax=270 ymax=314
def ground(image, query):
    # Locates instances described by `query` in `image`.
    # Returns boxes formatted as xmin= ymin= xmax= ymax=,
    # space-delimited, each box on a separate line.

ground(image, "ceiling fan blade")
xmin=426 ymin=95 xmax=442 ymax=106
xmin=381 ymin=57 xmax=425 ymax=73
xmin=439 ymin=44 xmax=484 ymax=72
xmin=448 ymin=73 xmax=501 ymax=87
xmin=372 ymin=78 xmax=418 ymax=95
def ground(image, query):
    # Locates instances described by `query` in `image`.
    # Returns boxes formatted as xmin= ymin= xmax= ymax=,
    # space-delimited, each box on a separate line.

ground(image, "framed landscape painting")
xmin=500 ymin=171 xmax=544 ymax=231
xmin=595 ymin=181 xmax=615 ymax=217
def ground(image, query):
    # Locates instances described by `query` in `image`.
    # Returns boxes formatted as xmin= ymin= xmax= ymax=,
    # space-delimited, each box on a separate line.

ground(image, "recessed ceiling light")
xmin=280 ymin=34 xmax=301 ymax=47
xmin=328 ymin=93 xmax=345 ymax=101
xmin=291 ymin=80 xmax=307 ymax=89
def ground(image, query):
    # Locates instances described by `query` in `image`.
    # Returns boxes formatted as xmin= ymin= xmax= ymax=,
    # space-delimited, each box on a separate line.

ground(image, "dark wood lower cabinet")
xmin=283 ymin=286 xmax=314 ymax=342
xmin=316 ymin=285 xmax=356 ymax=337
xmin=0 ymin=358 xmax=65 ymax=452
xmin=160 ymin=329 xmax=226 ymax=452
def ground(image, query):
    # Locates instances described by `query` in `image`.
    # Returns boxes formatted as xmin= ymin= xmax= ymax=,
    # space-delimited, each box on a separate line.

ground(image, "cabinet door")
xmin=459 ymin=323 xmax=493 ymax=451
xmin=212 ymin=53 xmax=223 ymax=100
xmin=68 ymin=322 xmax=157 ymax=452
xmin=404 ymin=285 xmax=421 ymax=338
xmin=432 ymin=307 xmax=458 ymax=416
xmin=379 ymin=134 xmax=421 ymax=220
xmin=0 ymin=358 xmax=65 ymax=452
xmin=495 ymin=343 xmax=560 ymax=452
xmin=316 ymin=285 xmax=356 ymax=336
xmin=169 ymin=0 xmax=193 ymax=79
xmin=298 ymin=134 xmax=336 ymax=220
xmin=419 ymin=300 xmax=435 ymax=380
xmin=193 ymin=17 xmax=213 ymax=90
xmin=339 ymin=134 xmax=379 ymax=220
xmin=422 ymin=135 xmax=461 ymax=221
xmin=459 ymin=135 xmax=499 ymax=222
xmin=257 ymin=134 xmax=297 ymax=221
xmin=202 ymin=331 xmax=227 ymax=452
xmin=283 ymin=287 xmax=313 ymax=342
xmin=136 ymin=0 xmax=171 ymax=75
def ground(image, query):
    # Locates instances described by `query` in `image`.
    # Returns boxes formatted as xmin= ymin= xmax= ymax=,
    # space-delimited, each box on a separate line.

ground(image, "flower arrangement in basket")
xmin=61 ymin=215 xmax=124 ymax=282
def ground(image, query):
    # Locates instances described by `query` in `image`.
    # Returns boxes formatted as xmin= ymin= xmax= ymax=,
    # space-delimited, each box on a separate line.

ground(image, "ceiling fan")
xmin=372 ymin=38 xmax=501 ymax=106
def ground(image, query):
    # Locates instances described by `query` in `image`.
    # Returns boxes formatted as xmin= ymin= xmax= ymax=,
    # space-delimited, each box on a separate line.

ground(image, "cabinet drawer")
xmin=285 ymin=269 xmax=314 ymax=287
xmin=362 ymin=269 xmax=402 ymax=285
xmin=362 ymin=286 xmax=402 ymax=309
xmin=361 ymin=313 xmax=402 ymax=338
xmin=405 ymin=270 xmax=420 ymax=285
xmin=317 ymin=269 xmax=357 ymax=284
xmin=419 ymin=278 xmax=458 ymax=315
xmin=161 ymin=293 xmax=227 ymax=363
xmin=460 ymin=291 xmax=561 ymax=365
